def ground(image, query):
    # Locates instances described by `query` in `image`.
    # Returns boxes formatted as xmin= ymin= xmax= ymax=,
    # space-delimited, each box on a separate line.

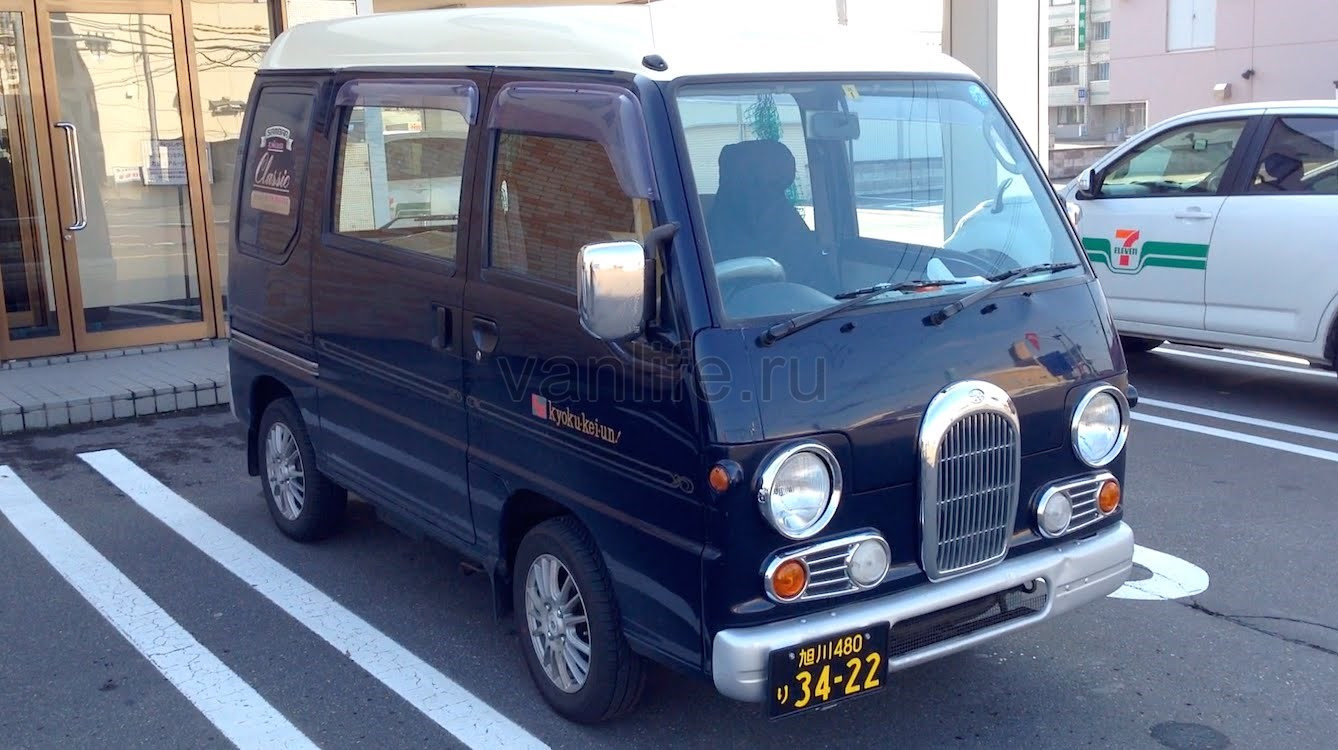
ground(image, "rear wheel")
xmin=513 ymin=516 xmax=646 ymax=724
xmin=258 ymin=398 xmax=347 ymax=542
xmin=1120 ymin=335 xmax=1164 ymax=354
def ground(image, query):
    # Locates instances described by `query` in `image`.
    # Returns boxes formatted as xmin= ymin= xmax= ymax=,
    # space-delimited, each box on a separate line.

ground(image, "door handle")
xmin=471 ymin=316 xmax=499 ymax=360
xmin=430 ymin=303 xmax=452 ymax=351
xmin=54 ymin=122 xmax=87 ymax=231
xmin=1174 ymin=209 xmax=1212 ymax=220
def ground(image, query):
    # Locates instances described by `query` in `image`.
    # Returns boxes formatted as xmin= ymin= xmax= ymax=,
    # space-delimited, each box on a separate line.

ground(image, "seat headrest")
xmin=718 ymin=139 xmax=796 ymax=193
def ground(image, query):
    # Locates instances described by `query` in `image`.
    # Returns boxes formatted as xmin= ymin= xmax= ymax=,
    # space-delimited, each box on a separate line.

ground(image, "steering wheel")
xmin=715 ymin=256 xmax=786 ymax=302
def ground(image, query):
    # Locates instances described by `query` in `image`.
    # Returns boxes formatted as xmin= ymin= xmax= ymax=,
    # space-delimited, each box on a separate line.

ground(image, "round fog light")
xmin=847 ymin=539 xmax=891 ymax=587
xmin=1038 ymin=491 xmax=1073 ymax=537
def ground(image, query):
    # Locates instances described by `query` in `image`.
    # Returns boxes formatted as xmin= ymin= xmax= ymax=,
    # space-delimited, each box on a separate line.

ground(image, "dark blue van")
xmin=227 ymin=3 xmax=1137 ymax=724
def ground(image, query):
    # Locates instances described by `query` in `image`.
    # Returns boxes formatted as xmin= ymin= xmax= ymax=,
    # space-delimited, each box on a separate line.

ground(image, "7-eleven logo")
xmin=1113 ymin=229 xmax=1141 ymax=268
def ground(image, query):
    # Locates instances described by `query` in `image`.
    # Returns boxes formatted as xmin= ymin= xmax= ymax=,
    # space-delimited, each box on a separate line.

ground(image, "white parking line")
xmin=1132 ymin=414 xmax=1338 ymax=463
xmin=0 ymin=467 xmax=317 ymax=750
xmin=1140 ymin=398 xmax=1338 ymax=443
xmin=79 ymin=449 xmax=548 ymax=750
xmin=1155 ymin=347 xmax=1333 ymax=379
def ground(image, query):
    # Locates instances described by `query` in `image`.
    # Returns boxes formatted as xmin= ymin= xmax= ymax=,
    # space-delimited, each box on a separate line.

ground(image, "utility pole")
xmin=836 ymin=0 xmax=847 ymax=25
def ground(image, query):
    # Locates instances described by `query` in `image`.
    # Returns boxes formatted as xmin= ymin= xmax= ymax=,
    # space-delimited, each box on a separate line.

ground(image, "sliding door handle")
xmin=54 ymin=122 xmax=87 ymax=231
xmin=430 ymin=303 xmax=452 ymax=351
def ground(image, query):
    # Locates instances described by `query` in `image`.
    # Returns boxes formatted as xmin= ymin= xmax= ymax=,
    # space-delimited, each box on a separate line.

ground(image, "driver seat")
xmin=706 ymin=140 xmax=833 ymax=290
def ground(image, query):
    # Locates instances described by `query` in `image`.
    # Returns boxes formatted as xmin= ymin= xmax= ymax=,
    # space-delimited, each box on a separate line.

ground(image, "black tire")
xmin=1120 ymin=335 xmax=1164 ymax=354
xmin=512 ymin=516 xmax=646 ymax=724
xmin=257 ymin=397 xmax=347 ymax=542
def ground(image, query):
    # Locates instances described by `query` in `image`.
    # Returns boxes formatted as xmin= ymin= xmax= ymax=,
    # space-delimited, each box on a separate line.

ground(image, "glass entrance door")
xmin=38 ymin=0 xmax=215 ymax=351
xmin=0 ymin=2 xmax=73 ymax=359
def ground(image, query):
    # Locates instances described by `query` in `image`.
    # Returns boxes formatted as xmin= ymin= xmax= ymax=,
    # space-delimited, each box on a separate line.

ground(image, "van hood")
xmin=701 ymin=278 xmax=1121 ymax=494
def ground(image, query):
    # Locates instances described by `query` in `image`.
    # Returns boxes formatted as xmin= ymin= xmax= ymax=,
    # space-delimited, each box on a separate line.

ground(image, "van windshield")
xmin=675 ymin=78 xmax=1083 ymax=322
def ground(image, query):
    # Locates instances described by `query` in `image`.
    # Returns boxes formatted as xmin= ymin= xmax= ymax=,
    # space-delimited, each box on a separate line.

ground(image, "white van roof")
xmin=261 ymin=1 xmax=975 ymax=81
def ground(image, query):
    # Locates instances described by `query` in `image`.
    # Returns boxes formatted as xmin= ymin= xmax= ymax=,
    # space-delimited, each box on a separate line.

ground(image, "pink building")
xmin=1110 ymin=0 xmax=1338 ymax=124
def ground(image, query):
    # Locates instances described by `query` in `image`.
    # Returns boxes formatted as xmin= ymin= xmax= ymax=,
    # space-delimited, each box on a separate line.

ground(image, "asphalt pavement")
xmin=1 ymin=343 xmax=1334 ymax=750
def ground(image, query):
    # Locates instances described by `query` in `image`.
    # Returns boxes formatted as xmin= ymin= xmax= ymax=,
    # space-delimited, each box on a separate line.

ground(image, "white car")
xmin=1058 ymin=100 xmax=1338 ymax=369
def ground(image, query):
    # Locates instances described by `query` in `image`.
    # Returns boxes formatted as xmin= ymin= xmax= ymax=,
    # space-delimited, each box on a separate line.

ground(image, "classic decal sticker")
xmin=249 ymin=125 xmax=296 ymax=216
xmin=531 ymin=394 xmax=621 ymax=445
xmin=1083 ymin=232 xmax=1209 ymax=275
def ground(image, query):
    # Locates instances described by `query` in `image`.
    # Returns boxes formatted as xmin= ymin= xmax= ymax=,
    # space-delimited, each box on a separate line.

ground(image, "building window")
xmin=332 ymin=105 xmax=470 ymax=261
xmin=1093 ymin=20 xmax=1111 ymax=41
xmin=1167 ymin=0 xmax=1215 ymax=51
xmin=1049 ymin=25 xmax=1075 ymax=48
xmin=1049 ymin=66 xmax=1079 ymax=86
xmin=489 ymin=133 xmax=637 ymax=290
xmin=1089 ymin=62 xmax=1110 ymax=82
xmin=1056 ymin=106 xmax=1084 ymax=125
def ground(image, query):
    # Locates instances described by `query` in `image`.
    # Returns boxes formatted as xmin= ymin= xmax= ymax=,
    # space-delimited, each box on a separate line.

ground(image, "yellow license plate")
xmin=766 ymin=623 xmax=889 ymax=718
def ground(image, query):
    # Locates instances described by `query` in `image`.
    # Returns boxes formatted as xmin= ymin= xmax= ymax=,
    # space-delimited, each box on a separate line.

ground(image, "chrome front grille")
xmin=919 ymin=381 xmax=1022 ymax=581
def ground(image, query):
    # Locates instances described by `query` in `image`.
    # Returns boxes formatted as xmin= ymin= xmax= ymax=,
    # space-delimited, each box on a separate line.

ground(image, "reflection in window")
xmin=1100 ymin=119 xmax=1246 ymax=197
xmin=333 ymin=105 xmax=469 ymax=261
xmin=49 ymin=12 xmax=204 ymax=333
xmin=0 ymin=12 xmax=61 ymax=343
xmin=489 ymin=133 xmax=636 ymax=289
xmin=1249 ymin=118 xmax=1338 ymax=195
xmin=191 ymin=0 xmax=274 ymax=314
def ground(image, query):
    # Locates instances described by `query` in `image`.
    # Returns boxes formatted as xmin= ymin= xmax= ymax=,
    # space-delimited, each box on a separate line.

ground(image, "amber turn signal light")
xmin=771 ymin=559 xmax=808 ymax=600
xmin=1098 ymin=479 xmax=1122 ymax=514
xmin=708 ymin=465 xmax=731 ymax=493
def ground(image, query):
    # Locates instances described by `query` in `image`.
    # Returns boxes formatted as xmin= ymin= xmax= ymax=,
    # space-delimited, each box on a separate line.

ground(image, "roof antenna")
xmin=642 ymin=0 xmax=667 ymax=71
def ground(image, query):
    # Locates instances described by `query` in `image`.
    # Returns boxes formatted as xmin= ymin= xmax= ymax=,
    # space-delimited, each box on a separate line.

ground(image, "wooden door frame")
xmin=38 ymin=0 xmax=218 ymax=353
xmin=0 ymin=0 xmax=76 ymax=361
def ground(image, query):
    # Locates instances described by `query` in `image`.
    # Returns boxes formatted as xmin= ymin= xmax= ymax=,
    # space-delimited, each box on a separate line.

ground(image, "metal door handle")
xmin=55 ymin=122 xmax=87 ymax=231
xmin=1174 ymin=209 xmax=1212 ymax=220
xmin=471 ymin=317 xmax=499 ymax=359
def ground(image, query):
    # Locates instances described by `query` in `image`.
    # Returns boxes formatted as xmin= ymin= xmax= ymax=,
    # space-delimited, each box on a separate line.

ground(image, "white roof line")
xmin=261 ymin=1 xmax=976 ymax=81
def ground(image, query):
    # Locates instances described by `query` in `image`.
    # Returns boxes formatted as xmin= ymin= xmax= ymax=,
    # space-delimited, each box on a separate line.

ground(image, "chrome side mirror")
xmin=577 ymin=240 xmax=650 ymax=342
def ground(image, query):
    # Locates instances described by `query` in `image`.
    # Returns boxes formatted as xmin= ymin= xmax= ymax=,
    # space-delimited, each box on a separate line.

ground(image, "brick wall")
xmin=491 ymin=133 xmax=635 ymax=288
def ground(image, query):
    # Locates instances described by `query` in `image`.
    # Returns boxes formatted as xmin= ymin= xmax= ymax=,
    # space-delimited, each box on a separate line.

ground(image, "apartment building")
xmin=1047 ymin=0 xmax=1148 ymax=144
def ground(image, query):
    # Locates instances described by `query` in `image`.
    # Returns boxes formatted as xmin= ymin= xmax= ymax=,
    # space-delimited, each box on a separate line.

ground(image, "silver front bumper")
xmin=711 ymin=521 xmax=1134 ymax=702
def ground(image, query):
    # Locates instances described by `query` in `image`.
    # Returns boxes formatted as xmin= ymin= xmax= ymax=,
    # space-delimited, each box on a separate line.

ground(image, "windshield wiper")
xmin=926 ymin=262 xmax=1078 ymax=326
xmin=761 ymin=279 xmax=966 ymax=346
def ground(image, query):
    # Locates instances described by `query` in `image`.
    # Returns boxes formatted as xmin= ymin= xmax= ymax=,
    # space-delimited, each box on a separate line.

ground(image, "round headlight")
xmin=758 ymin=443 xmax=842 ymax=540
xmin=847 ymin=538 xmax=891 ymax=587
xmin=1037 ymin=490 xmax=1073 ymax=537
xmin=1072 ymin=385 xmax=1129 ymax=467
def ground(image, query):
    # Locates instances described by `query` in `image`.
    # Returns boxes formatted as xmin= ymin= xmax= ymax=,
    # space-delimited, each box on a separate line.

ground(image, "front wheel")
xmin=513 ymin=517 xmax=646 ymax=724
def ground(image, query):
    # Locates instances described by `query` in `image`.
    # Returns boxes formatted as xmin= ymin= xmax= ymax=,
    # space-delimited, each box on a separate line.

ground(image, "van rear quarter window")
xmin=238 ymin=84 xmax=316 ymax=257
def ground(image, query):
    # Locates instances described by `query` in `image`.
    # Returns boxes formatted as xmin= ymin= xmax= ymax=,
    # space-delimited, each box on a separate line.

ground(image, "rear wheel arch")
xmin=247 ymin=376 xmax=295 ymax=476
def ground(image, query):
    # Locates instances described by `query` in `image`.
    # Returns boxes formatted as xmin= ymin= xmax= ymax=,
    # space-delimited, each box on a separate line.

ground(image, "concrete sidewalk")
xmin=0 ymin=340 xmax=229 ymax=435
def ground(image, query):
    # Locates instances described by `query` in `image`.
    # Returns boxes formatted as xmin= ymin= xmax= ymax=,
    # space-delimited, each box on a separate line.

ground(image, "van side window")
xmin=332 ymin=105 xmax=470 ymax=260
xmin=237 ymin=85 xmax=315 ymax=258
xmin=1248 ymin=117 xmax=1338 ymax=195
xmin=489 ymin=133 xmax=638 ymax=289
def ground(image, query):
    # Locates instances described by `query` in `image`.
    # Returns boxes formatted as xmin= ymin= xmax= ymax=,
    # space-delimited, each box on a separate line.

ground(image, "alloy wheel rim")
xmin=265 ymin=423 xmax=305 ymax=521
xmin=524 ymin=553 xmax=591 ymax=693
